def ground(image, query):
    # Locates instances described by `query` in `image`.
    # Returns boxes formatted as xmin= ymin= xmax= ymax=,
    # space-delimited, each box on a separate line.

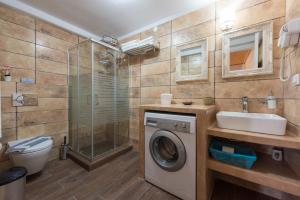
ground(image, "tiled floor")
xmin=25 ymin=150 xmax=279 ymax=200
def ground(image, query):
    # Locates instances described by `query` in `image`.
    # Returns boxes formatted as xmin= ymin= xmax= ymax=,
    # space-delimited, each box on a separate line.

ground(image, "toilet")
xmin=7 ymin=137 xmax=53 ymax=175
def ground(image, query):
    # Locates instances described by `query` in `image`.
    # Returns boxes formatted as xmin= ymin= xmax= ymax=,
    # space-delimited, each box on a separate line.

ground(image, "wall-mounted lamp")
xmin=220 ymin=7 xmax=236 ymax=31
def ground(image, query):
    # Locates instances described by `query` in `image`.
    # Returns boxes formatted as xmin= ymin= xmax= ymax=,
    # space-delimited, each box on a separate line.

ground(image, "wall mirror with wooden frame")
xmin=222 ymin=22 xmax=273 ymax=78
xmin=176 ymin=39 xmax=208 ymax=82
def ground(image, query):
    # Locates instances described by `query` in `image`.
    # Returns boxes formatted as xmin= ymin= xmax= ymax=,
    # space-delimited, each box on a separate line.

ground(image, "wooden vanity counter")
xmin=139 ymin=104 xmax=216 ymax=200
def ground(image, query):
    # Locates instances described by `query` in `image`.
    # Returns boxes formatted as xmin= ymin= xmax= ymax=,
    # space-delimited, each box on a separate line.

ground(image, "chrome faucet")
xmin=241 ymin=96 xmax=249 ymax=113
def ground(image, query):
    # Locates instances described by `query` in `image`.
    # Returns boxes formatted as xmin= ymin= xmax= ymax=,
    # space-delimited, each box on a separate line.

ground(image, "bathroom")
xmin=0 ymin=0 xmax=299 ymax=199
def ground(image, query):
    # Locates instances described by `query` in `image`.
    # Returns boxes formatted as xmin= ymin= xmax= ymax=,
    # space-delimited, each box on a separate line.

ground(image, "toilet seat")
xmin=8 ymin=138 xmax=53 ymax=154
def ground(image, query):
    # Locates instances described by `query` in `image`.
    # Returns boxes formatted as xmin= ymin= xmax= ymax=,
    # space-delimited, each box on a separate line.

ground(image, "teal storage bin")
xmin=209 ymin=140 xmax=257 ymax=169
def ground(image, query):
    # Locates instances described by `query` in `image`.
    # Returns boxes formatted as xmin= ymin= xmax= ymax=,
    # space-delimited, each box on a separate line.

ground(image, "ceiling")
xmin=18 ymin=0 xmax=211 ymax=38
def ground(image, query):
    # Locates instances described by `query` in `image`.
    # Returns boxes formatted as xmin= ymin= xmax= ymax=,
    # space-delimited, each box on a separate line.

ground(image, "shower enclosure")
xmin=68 ymin=39 xmax=130 ymax=167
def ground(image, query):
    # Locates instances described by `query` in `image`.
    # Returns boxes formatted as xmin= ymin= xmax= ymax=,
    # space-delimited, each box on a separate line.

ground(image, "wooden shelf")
xmin=207 ymin=125 xmax=300 ymax=150
xmin=208 ymin=154 xmax=300 ymax=197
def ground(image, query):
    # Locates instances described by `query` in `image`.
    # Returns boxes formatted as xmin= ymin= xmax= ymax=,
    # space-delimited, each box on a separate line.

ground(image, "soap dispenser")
xmin=266 ymin=90 xmax=277 ymax=109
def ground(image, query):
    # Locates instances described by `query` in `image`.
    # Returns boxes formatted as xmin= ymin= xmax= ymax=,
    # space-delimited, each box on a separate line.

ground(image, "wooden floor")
xmin=25 ymin=150 xmax=179 ymax=200
xmin=25 ymin=150 xmax=279 ymax=200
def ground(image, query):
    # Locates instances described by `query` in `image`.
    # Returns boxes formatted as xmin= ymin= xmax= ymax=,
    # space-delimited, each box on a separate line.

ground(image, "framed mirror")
xmin=176 ymin=39 xmax=208 ymax=82
xmin=222 ymin=22 xmax=273 ymax=78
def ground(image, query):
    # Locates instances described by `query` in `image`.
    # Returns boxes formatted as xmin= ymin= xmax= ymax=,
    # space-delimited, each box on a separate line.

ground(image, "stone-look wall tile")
xmin=0 ymin=51 xmax=35 ymax=70
xmin=141 ymin=60 xmax=170 ymax=76
xmin=17 ymin=121 xmax=68 ymax=139
xmin=17 ymin=110 xmax=67 ymax=127
xmin=36 ymin=59 xmax=67 ymax=75
xmin=286 ymin=0 xmax=300 ymax=20
xmin=142 ymin=47 xmax=171 ymax=65
xmin=171 ymin=83 xmax=214 ymax=99
xmin=129 ymin=87 xmax=140 ymax=98
xmin=158 ymin=34 xmax=171 ymax=49
xmin=0 ymin=67 xmax=35 ymax=83
xmin=36 ymin=71 xmax=67 ymax=86
xmin=129 ymin=76 xmax=141 ymax=88
xmin=0 ymin=4 xmax=35 ymax=29
xmin=36 ymin=45 xmax=67 ymax=64
xmin=0 ymin=18 xmax=35 ymax=43
xmin=36 ymin=32 xmax=75 ymax=52
xmin=129 ymin=98 xmax=140 ymax=109
xmin=141 ymin=86 xmax=170 ymax=98
xmin=1 ymin=128 xmax=16 ymax=143
xmin=216 ymin=0 xmax=269 ymax=17
xmin=172 ymin=4 xmax=215 ymax=32
xmin=215 ymin=79 xmax=283 ymax=99
xmin=1 ymin=98 xmax=16 ymax=113
xmin=284 ymin=99 xmax=300 ymax=126
xmin=36 ymin=19 xmax=78 ymax=43
xmin=17 ymin=83 xmax=67 ymax=98
xmin=0 ymin=35 xmax=35 ymax=56
xmin=1 ymin=82 xmax=16 ymax=97
xmin=216 ymin=0 xmax=285 ymax=34
xmin=141 ymin=73 xmax=170 ymax=87
xmin=172 ymin=20 xmax=215 ymax=46
xmin=216 ymin=98 xmax=284 ymax=115
xmin=2 ymin=113 xmax=16 ymax=129
xmin=17 ymin=98 xmax=67 ymax=112
xmin=140 ymin=22 xmax=171 ymax=39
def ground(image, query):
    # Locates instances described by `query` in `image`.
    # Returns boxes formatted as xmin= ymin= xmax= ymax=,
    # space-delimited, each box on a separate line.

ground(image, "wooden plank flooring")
xmin=25 ymin=150 xmax=280 ymax=200
xmin=25 ymin=150 xmax=179 ymax=200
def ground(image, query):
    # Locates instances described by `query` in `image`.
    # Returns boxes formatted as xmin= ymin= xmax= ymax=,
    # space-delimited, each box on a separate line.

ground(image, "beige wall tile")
xmin=1 ymin=128 xmax=16 ymax=143
xmin=17 ymin=98 xmax=67 ymax=112
xmin=141 ymin=73 xmax=170 ymax=87
xmin=141 ymin=86 xmax=170 ymax=98
xmin=215 ymin=79 xmax=283 ymax=98
xmin=17 ymin=121 xmax=68 ymax=139
xmin=216 ymin=98 xmax=284 ymax=115
xmin=216 ymin=0 xmax=285 ymax=34
xmin=36 ymin=19 xmax=78 ymax=43
xmin=129 ymin=87 xmax=140 ymax=98
xmin=36 ymin=32 xmax=75 ymax=52
xmin=129 ymin=76 xmax=141 ymax=88
xmin=0 ymin=18 xmax=34 ymax=43
xmin=0 ymin=4 xmax=35 ymax=29
xmin=1 ymin=97 xmax=16 ymax=113
xmin=17 ymin=110 xmax=68 ymax=127
xmin=0 ymin=67 xmax=35 ymax=83
xmin=0 ymin=35 xmax=35 ymax=56
xmin=2 ymin=112 xmax=16 ymax=129
xmin=172 ymin=4 xmax=215 ymax=32
xmin=171 ymin=83 xmax=214 ymax=99
xmin=141 ymin=60 xmax=170 ymax=76
xmin=1 ymin=81 xmax=16 ymax=97
xmin=172 ymin=20 xmax=215 ymax=46
xmin=36 ymin=59 xmax=67 ymax=75
xmin=140 ymin=22 xmax=171 ymax=39
xmin=142 ymin=47 xmax=171 ymax=65
xmin=284 ymin=99 xmax=300 ymax=126
xmin=17 ymin=83 xmax=67 ymax=98
xmin=36 ymin=45 xmax=67 ymax=64
xmin=0 ymin=50 xmax=35 ymax=70
xmin=286 ymin=0 xmax=300 ymax=20
xmin=36 ymin=71 xmax=67 ymax=86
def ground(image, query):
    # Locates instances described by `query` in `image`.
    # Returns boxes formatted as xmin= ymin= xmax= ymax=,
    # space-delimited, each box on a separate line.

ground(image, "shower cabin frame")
xmin=67 ymin=39 xmax=131 ymax=170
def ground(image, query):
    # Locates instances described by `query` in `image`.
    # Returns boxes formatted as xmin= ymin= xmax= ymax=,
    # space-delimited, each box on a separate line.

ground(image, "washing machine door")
xmin=149 ymin=130 xmax=186 ymax=172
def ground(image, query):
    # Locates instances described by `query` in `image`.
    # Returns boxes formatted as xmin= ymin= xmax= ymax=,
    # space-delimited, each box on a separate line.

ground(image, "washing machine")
xmin=144 ymin=112 xmax=196 ymax=200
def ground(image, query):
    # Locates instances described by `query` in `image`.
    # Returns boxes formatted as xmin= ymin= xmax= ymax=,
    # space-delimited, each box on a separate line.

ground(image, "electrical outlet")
xmin=272 ymin=148 xmax=283 ymax=161
xmin=292 ymin=73 xmax=300 ymax=86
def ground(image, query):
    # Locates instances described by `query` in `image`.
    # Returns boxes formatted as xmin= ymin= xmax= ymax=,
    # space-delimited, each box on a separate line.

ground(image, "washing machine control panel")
xmin=146 ymin=117 xmax=191 ymax=133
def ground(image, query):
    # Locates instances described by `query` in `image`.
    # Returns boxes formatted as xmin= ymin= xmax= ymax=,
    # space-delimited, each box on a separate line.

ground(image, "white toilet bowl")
xmin=8 ymin=137 xmax=53 ymax=175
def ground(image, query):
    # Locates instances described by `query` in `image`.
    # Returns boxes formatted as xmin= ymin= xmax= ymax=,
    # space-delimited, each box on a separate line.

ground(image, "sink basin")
xmin=216 ymin=111 xmax=287 ymax=135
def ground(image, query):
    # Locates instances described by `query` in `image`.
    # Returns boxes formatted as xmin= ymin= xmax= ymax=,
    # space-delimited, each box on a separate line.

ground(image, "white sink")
xmin=216 ymin=111 xmax=287 ymax=135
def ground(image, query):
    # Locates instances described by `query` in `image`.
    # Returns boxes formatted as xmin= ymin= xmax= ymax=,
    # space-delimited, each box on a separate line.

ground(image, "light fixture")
xmin=220 ymin=6 xmax=236 ymax=31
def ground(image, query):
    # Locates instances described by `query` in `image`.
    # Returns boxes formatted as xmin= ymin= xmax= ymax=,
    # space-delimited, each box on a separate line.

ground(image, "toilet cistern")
xmin=241 ymin=96 xmax=249 ymax=113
